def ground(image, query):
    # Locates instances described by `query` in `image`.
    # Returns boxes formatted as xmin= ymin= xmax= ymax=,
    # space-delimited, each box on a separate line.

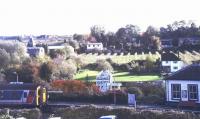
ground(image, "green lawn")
xmin=75 ymin=70 xmax=160 ymax=82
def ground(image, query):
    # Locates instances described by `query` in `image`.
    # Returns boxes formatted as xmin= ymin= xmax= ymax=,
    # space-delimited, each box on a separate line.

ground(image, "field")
xmin=79 ymin=52 xmax=161 ymax=64
xmin=75 ymin=70 xmax=160 ymax=82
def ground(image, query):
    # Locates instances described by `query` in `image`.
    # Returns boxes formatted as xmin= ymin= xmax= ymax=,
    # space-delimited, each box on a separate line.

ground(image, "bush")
xmin=96 ymin=59 xmax=113 ymax=71
xmin=141 ymin=94 xmax=164 ymax=104
xmin=125 ymin=81 xmax=165 ymax=104
xmin=51 ymin=80 xmax=100 ymax=96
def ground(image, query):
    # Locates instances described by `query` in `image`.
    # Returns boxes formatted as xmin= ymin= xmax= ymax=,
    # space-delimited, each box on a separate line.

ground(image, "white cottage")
xmin=87 ymin=43 xmax=103 ymax=51
xmin=96 ymin=70 xmax=121 ymax=92
xmin=165 ymin=64 xmax=200 ymax=106
xmin=161 ymin=52 xmax=184 ymax=73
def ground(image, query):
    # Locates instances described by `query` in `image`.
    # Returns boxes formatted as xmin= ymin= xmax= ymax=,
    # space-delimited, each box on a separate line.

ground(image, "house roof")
xmin=161 ymin=52 xmax=181 ymax=61
xmin=164 ymin=64 xmax=200 ymax=80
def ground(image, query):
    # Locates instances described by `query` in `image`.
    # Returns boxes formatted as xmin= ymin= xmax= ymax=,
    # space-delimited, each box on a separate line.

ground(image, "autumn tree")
xmin=18 ymin=62 xmax=40 ymax=83
xmin=40 ymin=61 xmax=55 ymax=82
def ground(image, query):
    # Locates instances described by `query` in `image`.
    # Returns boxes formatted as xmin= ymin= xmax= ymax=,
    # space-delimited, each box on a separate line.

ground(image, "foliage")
xmin=96 ymin=59 xmax=113 ymax=71
xmin=49 ymin=49 xmax=66 ymax=59
xmin=51 ymin=80 xmax=100 ymax=96
xmin=0 ymin=41 xmax=28 ymax=64
xmin=127 ymin=87 xmax=143 ymax=98
xmin=68 ymin=40 xmax=79 ymax=50
xmin=0 ymin=48 xmax=10 ymax=70
xmin=126 ymin=81 xmax=165 ymax=104
xmin=63 ymin=45 xmax=75 ymax=58
xmin=18 ymin=62 xmax=40 ymax=83
xmin=40 ymin=61 xmax=55 ymax=82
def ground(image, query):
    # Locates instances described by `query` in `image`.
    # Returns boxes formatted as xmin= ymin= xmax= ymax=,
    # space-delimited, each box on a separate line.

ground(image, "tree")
xmin=96 ymin=59 xmax=113 ymax=71
xmin=150 ymin=36 xmax=161 ymax=50
xmin=0 ymin=48 xmax=10 ymax=71
xmin=63 ymin=45 xmax=75 ymax=59
xmin=18 ymin=63 xmax=40 ymax=83
xmin=90 ymin=25 xmax=106 ymax=46
xmin=49 ymin=49 xmax=66 ymax=59
xmin=106 ymin=32 xmax=117 ymax=47
xmin=69 ymin=40 xmax=79 ymax=51
xmin=141 ymin=26 xmax=160 ymax=50
xmin=115 ymin=25 xmax=140 ymax=50
xmin=145 ymin=56 xmax=154 ymax=73
xmin=51 ymin=59 xmax=77 ymax=80
xmin=0 ymin=41 xmax=28 ymax=65
xmin=40 ymin=61 xmax=55 ymax=82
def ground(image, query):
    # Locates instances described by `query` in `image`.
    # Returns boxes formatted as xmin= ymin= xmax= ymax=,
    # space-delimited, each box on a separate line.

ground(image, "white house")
xmin=96 ymin=70 xmax=121 ymax=92
xmin=165 ymin=64 xmax=200 ymax=106
xmin=161 ymin=52 xmax=184 ymax=73
xmin=87 ymin=43 xmax=103 ymax=51
xmin=27 ymin=47 xmax=45 ymax=57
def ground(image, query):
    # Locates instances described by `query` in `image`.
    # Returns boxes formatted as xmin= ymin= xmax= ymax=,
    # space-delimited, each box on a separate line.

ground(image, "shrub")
xmin=18 ymin=62 xmax=40 ymax=83
xmin=96 ymin=59 xmax=113 ymax=71
xmin=51 ymin=80 xmax=100 ymax=96
xmin=40 ymin=61 xmax=55 ymax=82
xmin=0 ymin=48 xmax=10 ymax=70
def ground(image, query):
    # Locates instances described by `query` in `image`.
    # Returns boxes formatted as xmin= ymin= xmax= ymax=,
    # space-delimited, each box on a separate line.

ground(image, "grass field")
xmin=79 ymin=52 xmax=161 ymax=64
xmin=75 ymin=70 xmax=160 ymax=82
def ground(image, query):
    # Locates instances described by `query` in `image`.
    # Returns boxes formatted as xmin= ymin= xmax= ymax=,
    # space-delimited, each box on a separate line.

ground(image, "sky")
xmin=0 ymin=0 xmax=200 ymax=35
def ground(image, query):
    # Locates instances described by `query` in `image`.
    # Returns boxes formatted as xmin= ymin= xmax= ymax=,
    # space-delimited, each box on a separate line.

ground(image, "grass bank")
xmin=75 ymin=70 xmax=160 ymax=82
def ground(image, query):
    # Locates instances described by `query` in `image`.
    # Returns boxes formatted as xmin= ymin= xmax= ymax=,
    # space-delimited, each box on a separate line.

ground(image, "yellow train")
xmin=0 ymin=83 xmax=47 ymax=107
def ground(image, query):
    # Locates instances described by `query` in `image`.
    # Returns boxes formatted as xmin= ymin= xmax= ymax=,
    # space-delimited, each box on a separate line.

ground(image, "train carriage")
xmin=0 ymin=83 xmax=47 ymax=107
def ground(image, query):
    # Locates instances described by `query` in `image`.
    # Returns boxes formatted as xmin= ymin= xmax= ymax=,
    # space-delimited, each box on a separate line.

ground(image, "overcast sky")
xmin=0 ymin=0 xmax=200 ymax=35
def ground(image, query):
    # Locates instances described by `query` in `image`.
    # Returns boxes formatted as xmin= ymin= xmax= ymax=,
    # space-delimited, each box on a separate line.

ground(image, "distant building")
xmin=27 ymin=47 xmax=45 ymax=57
xmin=96 ymin=70 xmax=121 ymax=92
xmin=161 ymin=52 xmax=184 ymax=74
xmin=178 ymin=37 xmax=200 ymax=46
xmin=48 ymin=46 xmax=65 ymax=50
xmin=26 ymin=38 xmax=45 ymax=57
xmin=27 ymin=38 xmax=36 ymax=47
xmin=165 ymin=64 xmax=200 ymax=106
xmin=161 ymin=39 xmax=173 ymax=48
xmin=87 ymin=42 xmax=103 ymax=51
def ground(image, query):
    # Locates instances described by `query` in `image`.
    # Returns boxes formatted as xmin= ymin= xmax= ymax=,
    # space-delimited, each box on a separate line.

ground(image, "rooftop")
xmin=161 ymin=52 xmax=181 ymax=61
xmin=164 ymin=64 xmax=200 ymax=80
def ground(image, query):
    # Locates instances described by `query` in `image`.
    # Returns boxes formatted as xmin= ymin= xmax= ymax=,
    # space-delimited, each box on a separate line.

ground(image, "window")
xmin=188 ymin=84 xmax=198 ymax=100
xmin=173 ymin=67 xmax=178 ymax=70
xmin=171 ymin=84 xmax=181 ymax=100
xmin=24 ymin=92 xmax=27 ymax=98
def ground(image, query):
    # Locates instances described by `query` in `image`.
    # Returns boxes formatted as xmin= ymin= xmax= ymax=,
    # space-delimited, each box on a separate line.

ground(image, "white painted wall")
xmin=87 ymin=43 xmax=103 ymax=50
xmin=166 ymin=80 xmax=200 ymax=103
xmin=162 ymin=61 xmax=184 ymax=72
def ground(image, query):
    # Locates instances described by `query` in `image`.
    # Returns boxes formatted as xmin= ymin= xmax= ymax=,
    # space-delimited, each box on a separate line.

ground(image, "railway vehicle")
xmin=0 ymin=82 xmax=47 ymax=107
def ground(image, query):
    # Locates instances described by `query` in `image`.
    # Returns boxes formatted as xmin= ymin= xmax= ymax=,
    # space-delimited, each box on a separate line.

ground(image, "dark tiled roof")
xmin=164 ymin=64 xmax=200 ymax=80
xmin=161 ymin=52 xmax=180 ymax=61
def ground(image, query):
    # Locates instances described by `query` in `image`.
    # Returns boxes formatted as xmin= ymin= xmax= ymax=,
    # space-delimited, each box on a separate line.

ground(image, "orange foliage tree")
xmin=51 ymin=80 xmax=100 ymax=96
